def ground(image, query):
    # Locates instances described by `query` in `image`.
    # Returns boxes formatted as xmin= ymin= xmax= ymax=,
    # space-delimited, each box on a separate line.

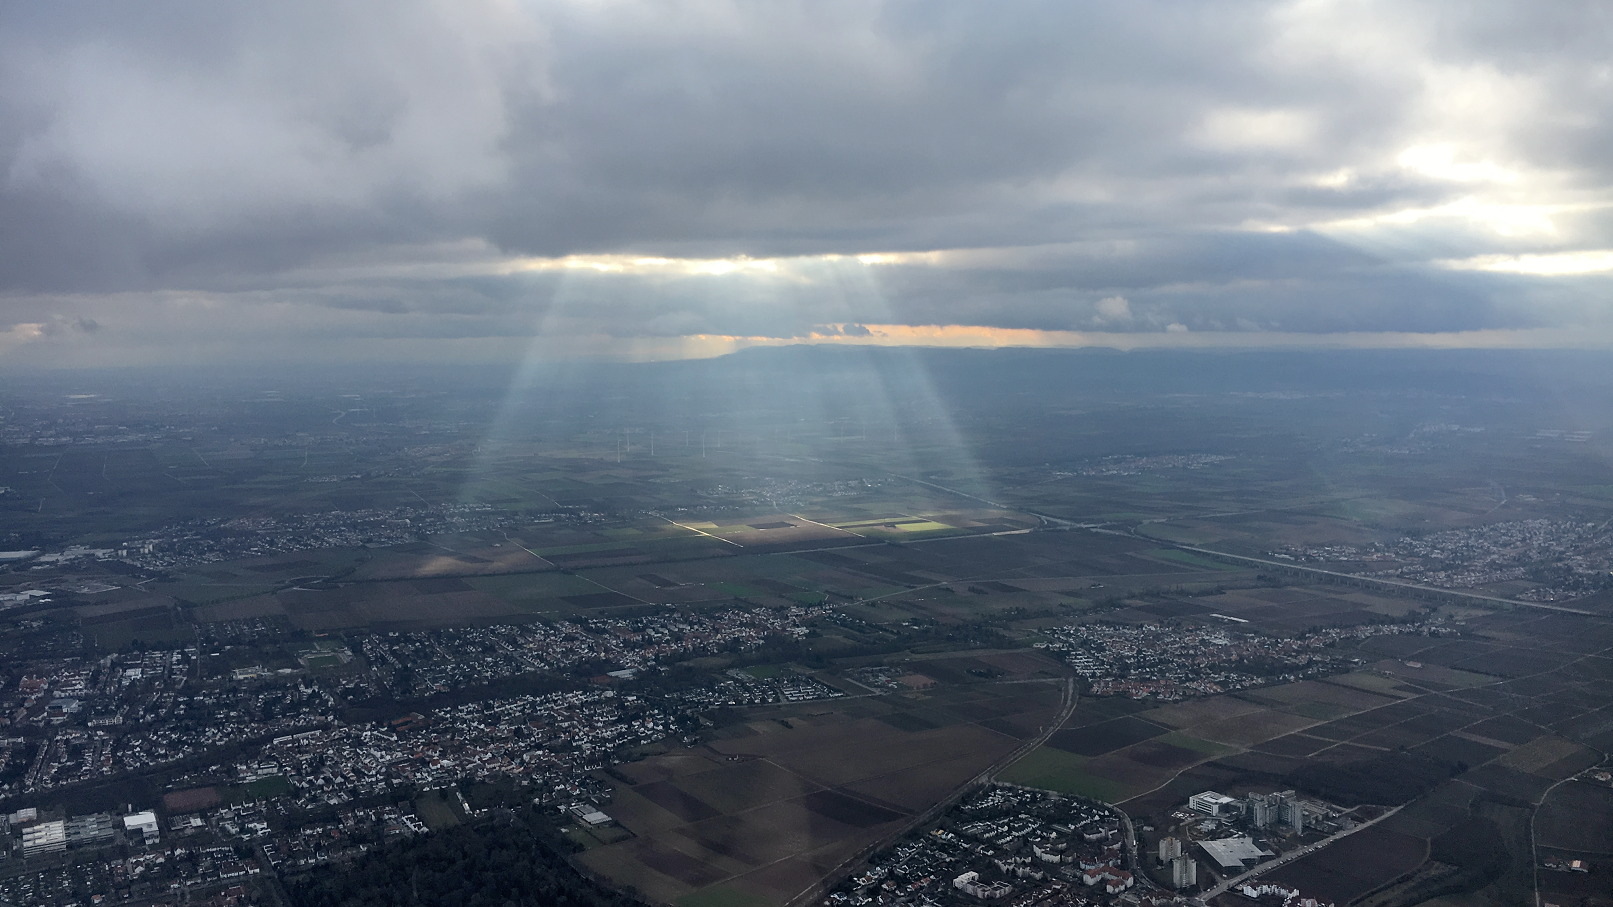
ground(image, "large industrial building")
xmin=1198 ymin=836 xmax=1273 ymax=873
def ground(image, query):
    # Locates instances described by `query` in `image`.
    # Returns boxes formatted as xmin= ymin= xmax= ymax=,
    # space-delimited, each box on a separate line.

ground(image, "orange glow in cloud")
xmin=670 ymin=323 xmax=1613 ymax=360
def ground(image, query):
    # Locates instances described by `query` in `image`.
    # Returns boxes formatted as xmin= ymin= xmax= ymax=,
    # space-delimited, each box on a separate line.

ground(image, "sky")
xmin=2 ymin=0 xmax=1612 ymax=368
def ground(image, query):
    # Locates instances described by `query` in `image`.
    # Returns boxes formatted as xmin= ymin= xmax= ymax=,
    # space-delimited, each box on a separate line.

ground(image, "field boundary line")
xmin=778 ymin=677 xmax=1076 ymax=907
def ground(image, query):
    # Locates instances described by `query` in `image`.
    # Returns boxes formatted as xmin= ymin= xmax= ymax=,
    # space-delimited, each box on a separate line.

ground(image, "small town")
xmin=1272 ymin=519 xmax=1613 ymax=601
xmin=826 ymin=784 xmax=1219 ymax=907
xmin=0 ymin=629 xmax=845 ymax=904
xmin=1035 ymin=620 xmax=1447 ymax=701
xmin=3 ymin=605 xmax=834 ymax=799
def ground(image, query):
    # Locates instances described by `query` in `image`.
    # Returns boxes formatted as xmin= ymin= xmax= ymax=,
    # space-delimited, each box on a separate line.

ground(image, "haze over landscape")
xmin=4 ymin=5 xmax=1613 ymax=907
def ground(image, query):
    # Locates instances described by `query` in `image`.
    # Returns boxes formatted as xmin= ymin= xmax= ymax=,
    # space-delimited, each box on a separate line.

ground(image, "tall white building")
xmin=1247 ymin=790 xmax=1304 ymax=832
xmin=1281 ymin=794 xmax=1305 ymax=834
xmin=1247 ymin=792 xmax=1276 ymax=828
xmin=1188 ymin=791 xmax=1239 ymax=816
xmin=1169 ymin=854 xmax=1198 ymax=889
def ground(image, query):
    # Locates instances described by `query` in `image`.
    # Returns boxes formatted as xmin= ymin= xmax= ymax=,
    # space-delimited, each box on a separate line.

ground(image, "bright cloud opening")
xmin=1398 ymin=144 xmax=1518 ymax=184
xmin=1438 ymin=251 xmax=1613 ymax=275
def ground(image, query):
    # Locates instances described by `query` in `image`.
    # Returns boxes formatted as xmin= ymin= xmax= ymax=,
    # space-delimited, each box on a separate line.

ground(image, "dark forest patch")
xmin=287 ymin=806 xmax=643 ymax=907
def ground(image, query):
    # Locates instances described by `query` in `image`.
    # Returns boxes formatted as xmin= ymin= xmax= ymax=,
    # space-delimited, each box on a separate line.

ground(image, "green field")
xmin=229 ymin=775 xmax=291 ymax=801
xmin=1147 ymin=549 xmax=1240 ymax=570
xmin=414 ymin=794 xmax=464 ymax=830
xmin=996 ymin=746 xmax=1131 ymax=802
xmin=1158 ymin=731 xmax=1236 ymax=758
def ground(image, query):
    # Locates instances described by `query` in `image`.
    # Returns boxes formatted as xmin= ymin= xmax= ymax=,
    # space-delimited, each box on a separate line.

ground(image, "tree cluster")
xmin=286 ymin=805 xmax=644 ymax=907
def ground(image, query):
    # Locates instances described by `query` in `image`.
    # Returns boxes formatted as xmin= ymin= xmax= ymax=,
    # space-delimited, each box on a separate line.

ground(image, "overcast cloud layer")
xmin=3 ymin=0 xmax=1612 ymax=366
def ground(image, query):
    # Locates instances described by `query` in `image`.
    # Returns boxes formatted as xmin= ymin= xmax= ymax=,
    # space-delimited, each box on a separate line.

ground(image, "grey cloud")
xmin=1 ymin=0 xmax=1611 ymax=362
xmin=36 ymin=314 xmax=101 ymax=336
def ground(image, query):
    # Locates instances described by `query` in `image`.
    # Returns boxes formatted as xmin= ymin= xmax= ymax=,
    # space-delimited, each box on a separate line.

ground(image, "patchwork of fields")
xmin=579 ymin=655 xmax=1067 ymax=906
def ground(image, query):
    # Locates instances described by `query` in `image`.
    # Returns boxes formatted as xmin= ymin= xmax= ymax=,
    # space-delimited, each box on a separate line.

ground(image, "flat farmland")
xmin=1254 ymin=733 xmax=1332 ymax=757
xmin=1140 ymin=695 xmax=1269 ymax=729
xmin=1188 ymin=708 xmax=1320 ymax=747
xmin=1001 ymin=723 xmax=1233 ymax=806
xmin=1494 ymin=734 xmax=1598 ymax=777
xmin=842 ymin=753 xmax=1009 ymax=810
xmin=352 ymin=541 xmax=549 ymax=579
xmin=1242 ymin=679 xmax=1400 ymax=717
xmin=670 ymin=760 xmax=825 ymax=815
xmin=1046 ymin=715 xmax=1169 ymax=756
xmin=582 ymin=682 xmax=1062 ymax=905
xmin=468 ymin=571 xmax=625 ymax=611
xmin=1415 ymin=734 xmax=1507 ymax=767
xmin=1536 ymin=780 xmax=1613 ymax=853
xmin=731 ymin=720 xmax=1014 ymax=787
xmin=996 ymin=747 xmax=1131 ymax=802
xmin=1125 ymin=734 xmax=1234 ymax=769
xmin=203 ymin=579 xmax=531 ymax=630
xmin=1263 ymin=826 xmax=1428 ymax=904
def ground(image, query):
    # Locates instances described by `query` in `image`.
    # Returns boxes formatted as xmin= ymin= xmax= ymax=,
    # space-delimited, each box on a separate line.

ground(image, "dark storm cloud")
xmin=2 ymin=0 xmax=1611 ymax=363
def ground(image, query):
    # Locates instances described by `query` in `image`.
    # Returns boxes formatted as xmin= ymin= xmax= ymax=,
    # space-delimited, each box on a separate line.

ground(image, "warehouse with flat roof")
xmin=1198 ymin=836 xmax=1271 ymax=872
